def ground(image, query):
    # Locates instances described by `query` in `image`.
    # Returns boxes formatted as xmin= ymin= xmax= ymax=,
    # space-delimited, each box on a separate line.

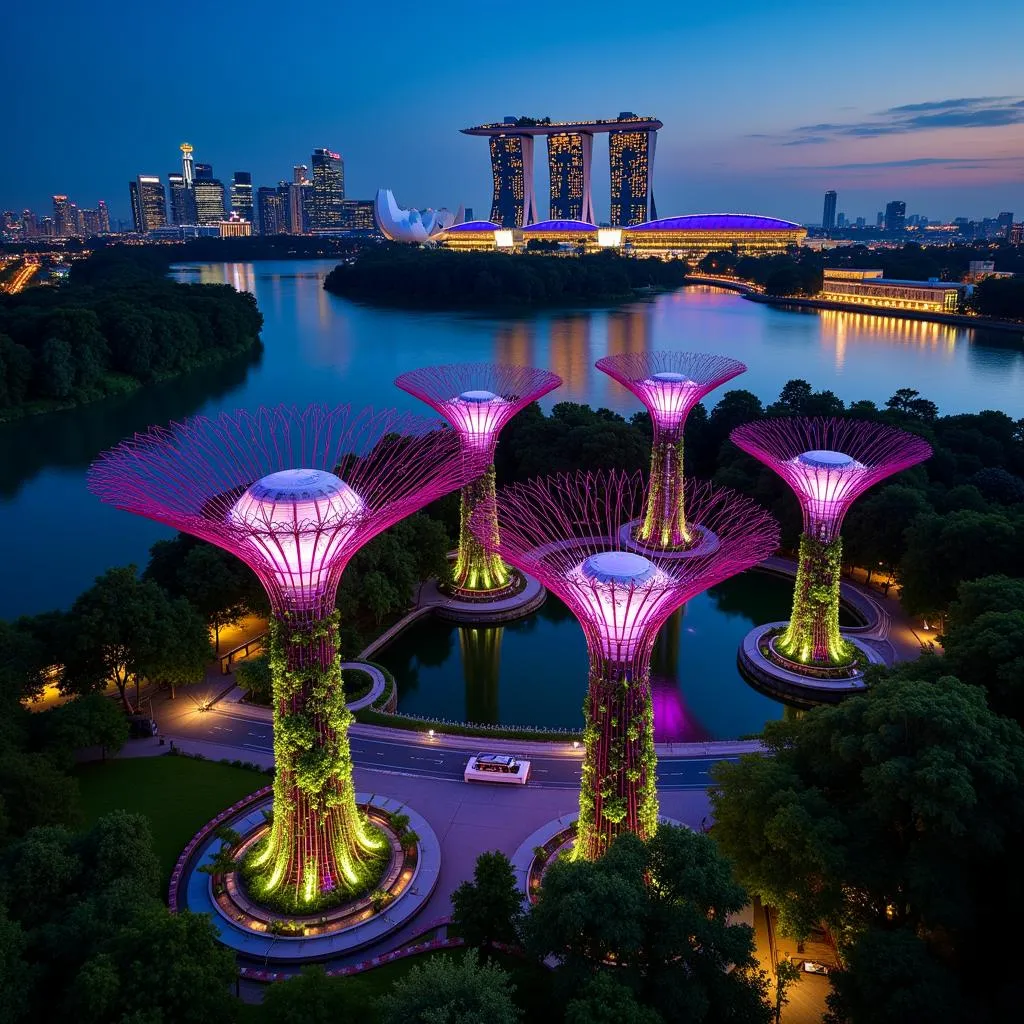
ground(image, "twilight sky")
xmin=4 ymin=0 xmax=1023 ymax=225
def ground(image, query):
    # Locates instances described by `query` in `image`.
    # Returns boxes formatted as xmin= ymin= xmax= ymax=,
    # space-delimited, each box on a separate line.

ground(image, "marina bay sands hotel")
xmin=461 ymin=113 xmax=662 ymax=229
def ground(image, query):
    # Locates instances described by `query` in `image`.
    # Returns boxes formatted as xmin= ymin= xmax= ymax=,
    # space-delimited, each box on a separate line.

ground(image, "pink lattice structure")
xmin=470 ymin=469 xmax=778 ymax=860
xmin=89 ymin=405 xmax=481 ymax=909
xmin=395 ymin=363 xmax=562 ymax=596
xmin=731 ymin=416 xmax=931 ymax=666
xmin=595 ymin=351 xmax=747 ymax=549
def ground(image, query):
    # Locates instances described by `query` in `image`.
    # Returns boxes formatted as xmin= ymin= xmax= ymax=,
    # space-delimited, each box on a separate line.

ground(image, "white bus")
xmin=464 ymin=753 xmax=531 ymax=786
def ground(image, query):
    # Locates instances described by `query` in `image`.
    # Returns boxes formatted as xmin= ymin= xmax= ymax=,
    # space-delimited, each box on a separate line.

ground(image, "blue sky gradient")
xmin=4 ymin=0 xmax=1023 ymax=224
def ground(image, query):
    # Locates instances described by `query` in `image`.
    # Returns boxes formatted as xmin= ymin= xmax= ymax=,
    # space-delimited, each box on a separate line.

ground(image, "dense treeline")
xmin=323 ymin=246 xmax=689 ymax=308
xmin=0 ymin=246 xmax=263 ymax=417
xmin=698 ymin=242 xmax=1024 ymax=315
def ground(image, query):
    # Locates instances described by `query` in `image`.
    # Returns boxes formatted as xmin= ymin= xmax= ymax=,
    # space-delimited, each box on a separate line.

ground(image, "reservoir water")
xmin=2 ymin=259 xmax=1021 ymax=731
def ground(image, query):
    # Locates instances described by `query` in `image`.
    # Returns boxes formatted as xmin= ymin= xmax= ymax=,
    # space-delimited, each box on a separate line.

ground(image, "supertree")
xmin=394 ymin=363 xmax=561 ymax=597
xmin=595 ymin=351 xmax=746 ymax=550
xmin=471 ymin=470 xmax=778 ymax=860
xmin=731 ymin=417 xmax=931 ymax=668
xmin=88 ymin=405 xmax=480 ymax=911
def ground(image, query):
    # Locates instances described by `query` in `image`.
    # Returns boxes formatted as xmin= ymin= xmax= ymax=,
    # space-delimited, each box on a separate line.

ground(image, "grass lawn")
xmin=77 ymin=755 xmax=268 ymax=882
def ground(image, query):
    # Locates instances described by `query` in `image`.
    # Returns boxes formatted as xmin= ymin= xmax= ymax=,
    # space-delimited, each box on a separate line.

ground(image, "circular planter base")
xmin=617 ymin=520 xmax=721 ymax=560
xmin=171 ymin=791 xmax=440 ymax=963
xmin=737 ymin=622 xmax=885 ymax=707
xmin=510 ymin=812 xmax=686 ymax=905
xmin=424 ymin=569 xmax=546 ymax=624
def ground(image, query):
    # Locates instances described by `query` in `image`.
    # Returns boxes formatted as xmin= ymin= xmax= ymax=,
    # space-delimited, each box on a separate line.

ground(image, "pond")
xmin=376 ymin=569 xmax=854 ymax=740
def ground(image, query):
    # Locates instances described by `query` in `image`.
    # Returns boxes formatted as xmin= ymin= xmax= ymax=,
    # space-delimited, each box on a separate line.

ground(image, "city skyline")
xmin=4 ymin=1 xmax=1023 ymax=223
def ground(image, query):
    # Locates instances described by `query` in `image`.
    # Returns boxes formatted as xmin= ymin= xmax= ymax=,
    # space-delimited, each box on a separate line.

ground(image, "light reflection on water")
xmin=1 ymin=261 xmax=1021 ymax=620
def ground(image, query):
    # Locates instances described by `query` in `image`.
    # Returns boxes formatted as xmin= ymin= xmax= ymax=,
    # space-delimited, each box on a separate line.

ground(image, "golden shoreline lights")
xmin=88 ymin=405 xmax=483 ymax=912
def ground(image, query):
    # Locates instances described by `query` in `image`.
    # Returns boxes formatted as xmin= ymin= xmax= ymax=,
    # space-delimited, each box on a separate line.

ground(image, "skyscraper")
xmin=131 ymin=176 xmax=167 ymax=232
xmin=257 ymin=187 xmax=285 ymax=235
xmin=195 ymin=163 xmax=214 ymax=181
xmin=194 ymin=178 xmax=226 ymax=223
xmin=547 ymin=132 xmax=594 ymax=222
xmin=884 ymin=201 xmax=906 ymax=232
xmin=489 ymin=133 xmax=537 ymax=228
xmin=608 ymin=115 xmax=657 ymax=227
xmin=231 ymin=171 xmax=254 ymax=224
xmin=822 ymin=190 xmax=837 ymax=232
xmin=97 ymin=200 xmax=110 ymax=233
xmin=310 ymin=149 xmax=345 ymax=231
xmin=997 ymin=211 xmax=1014 ymax=239
xmin=180 ymin=143 xmax=195 ymax=187
xmin=52 ymin=195 xmax=74 ymax=237
xmin=168 ymin=173 xmax=189 ymax=224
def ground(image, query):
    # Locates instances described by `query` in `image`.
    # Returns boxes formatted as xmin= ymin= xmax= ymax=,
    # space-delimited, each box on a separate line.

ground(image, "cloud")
xmin=883 ymin=96 xmax=1013 ymax=114
xmin=774 ymin=96 xmax=1024 ymax=144
xmin=791 ymin=155 xmax=1024 ymax=171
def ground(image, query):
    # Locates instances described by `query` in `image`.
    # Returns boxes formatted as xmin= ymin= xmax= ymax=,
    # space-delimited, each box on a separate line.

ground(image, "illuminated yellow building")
xmin=522 ymin=219 xmax=598 ymax=248
xmin=439 ymin=220 xmax=506 ymax=251
xmin=624 ymin=214 xmax=806 ymax=257
xmin=488 ymin=135 xmax=537 ymax=227
xmin=216 ymin=217 xmax=252 ymax=237
xmin=609 ymin=123 xmax=656 ymax=226
xmin=819 ymin=268 xmax=962 ymax=313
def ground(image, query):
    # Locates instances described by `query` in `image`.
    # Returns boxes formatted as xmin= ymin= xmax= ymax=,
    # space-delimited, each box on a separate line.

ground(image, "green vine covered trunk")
xmin=452 ymin=464 xmax=511 ymax=594
xmin=243 ymin=613 xmax=385 ymax=911
xmin=637 ymin=434 xmax=691 ymax=549
xmin=575 ymin=657 xmax=658 ymax=861
xmin=778 ymin=534 xmax=854 ymax=666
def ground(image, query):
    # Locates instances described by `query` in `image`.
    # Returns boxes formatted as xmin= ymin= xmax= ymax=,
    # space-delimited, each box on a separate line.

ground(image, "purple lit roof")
xmin=626 ymin=213 xmax=803 ymax=232
xmin=523 ymin=219 xmax=598 ymax=232
xmin=445 ymin=220 xmax=500 ymax=232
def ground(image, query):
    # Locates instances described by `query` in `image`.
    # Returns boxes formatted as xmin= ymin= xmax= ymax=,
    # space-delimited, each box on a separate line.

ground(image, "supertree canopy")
xmin=471 ymin=470 xmax=778 ymax=860
xmin=395 ymin=362 xmax=561 ymax=597
xmin=88 ymin=405 xmax=480 ymax=911
xmin=731 ymin=417 xmax=931 ymax=667
xmin=595 ymin=351 xmax=746 ymax=550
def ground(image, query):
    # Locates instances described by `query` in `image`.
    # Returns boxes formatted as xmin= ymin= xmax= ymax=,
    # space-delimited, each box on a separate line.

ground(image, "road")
xmin=166 ymin=701 xmax=736 ymax=790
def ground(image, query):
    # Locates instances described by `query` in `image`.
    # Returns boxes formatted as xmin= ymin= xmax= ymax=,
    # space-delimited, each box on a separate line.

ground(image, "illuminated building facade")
xmin=489 ymin=134 xmax=537 ymax=227
xmin=731 ymin=418 xmax=930 ymax=670
xmin=395 ymin=363 xmax=562 ymax=598
xmin=465 ymin=115 xmax=662 ymax=230
xmin=52 ymin=195 xmax=75 ymax=237
xmin=470 ymin=470 xmax=777 ymax=859
xmin=180 ymin=143 xmax=195 ymax=186
xmin=1011 ymin=222 xmax=1024 ymax=246
xmin=89 ymin=405 xmax=480 ymax=911
xmin=194 ymin=178 xmax=226 ymax=224
xmin=231 ymin=171 xmax=254 ymax=224
xmin=438 ymin=220 xmax=502 ymax=251
xmin=168 ymin=174 xmax=188 ymax=224
xmin=521 ymin=219 xmax=598 ymax=248
xmin=624 ymin=214 xmax=806 ymax=256
xmin=257 ymin=187 xmax=286 ymax=235
xmin=547 ymin=132 xmax=594 ymax=222
xmin=596 ymin=351 xmax=747 ymax=550
xmin=130 ymin=175 xmax=167 ymax=232
xmin=819 ymin=268 xmax=963 ymax=314
xmin=609 ymin=119 xmax=656 ymax=226
xmin=311 ymin=148 xmax=345 ymax=231
xmin=342 ymin=199 xmax=377 ymax=233
xmin=216 ymin=215 xmax=252 ymax=237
